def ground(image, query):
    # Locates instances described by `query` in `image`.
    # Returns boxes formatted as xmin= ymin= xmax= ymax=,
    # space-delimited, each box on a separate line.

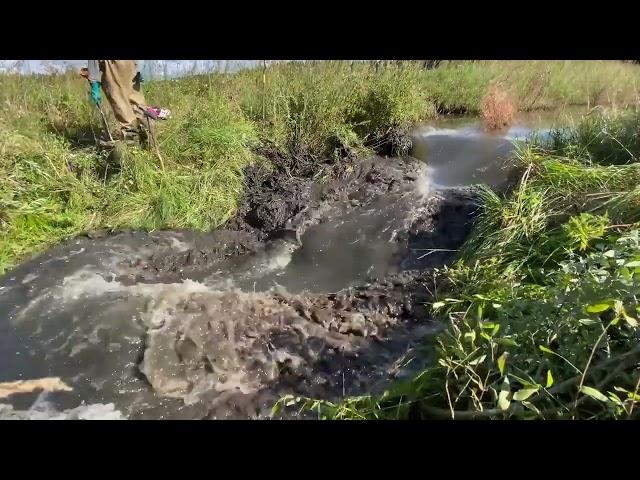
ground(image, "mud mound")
xmin=129 ymin=230 xmax=261 ymax=284
xmin=400 ymin=187 xmax=481 ymax=270
xmin=229 ymin=164 xmax=316 ymax=235
xmin=135 ymin=156 xmax=433 ymax=288
xmin=226 ymin=155 xmax=426 ymax=239
xmin=139 ymin=275 xmax=439 ymax=419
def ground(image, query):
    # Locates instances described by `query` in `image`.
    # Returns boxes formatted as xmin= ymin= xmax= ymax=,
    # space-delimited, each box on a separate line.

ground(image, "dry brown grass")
xmin=481 ymin=85 xmax=517 ymax=130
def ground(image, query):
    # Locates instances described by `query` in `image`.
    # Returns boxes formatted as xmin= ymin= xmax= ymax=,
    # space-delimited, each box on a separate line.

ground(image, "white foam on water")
xmin=0 ymin=401 xmax=126 ymax=420
xmin=265 ymin=248 xmax=295 ymax=272
xmin=61 ymin=269 xmax=126 ymax=301
xmin=13 ymin=266 xmax=213 ymax=327
xmin=134 ymin=278 xmax=212 ymax=298
xmin=414 ymin=165 xmax=433 ymax=198
xmin=167 ymin=234 xmax=192 ymax=252
xmin=416 ymin=125 xmax=546 ymax=143
xmin=60 ymin=269 xmax=212 ymax=301
xmin=414 ymin=126 xmax=481 ymax=138
xmin=21 ymin=273 xmax=39 ymax=284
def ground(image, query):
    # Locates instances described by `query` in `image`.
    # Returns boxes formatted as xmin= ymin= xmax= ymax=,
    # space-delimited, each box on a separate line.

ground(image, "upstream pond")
xmin=0 ymin=110 xmax=583 ymax=419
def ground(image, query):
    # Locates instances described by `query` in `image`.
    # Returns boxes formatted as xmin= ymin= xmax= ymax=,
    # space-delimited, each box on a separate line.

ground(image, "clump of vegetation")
xmin=562 ymin=212 xmax=609 ymax=251
xmin=547 ymin=108 xmax=640 ymax=165
xmin=285 ymin=108 xmax=640 ymax=420
xmin=230 ymin=61 xmax=435 ymax=158
xmin=480 ymin=85 xmax=516 ymax=130
xmin=464 ymin=151 xmax=640 ymax=277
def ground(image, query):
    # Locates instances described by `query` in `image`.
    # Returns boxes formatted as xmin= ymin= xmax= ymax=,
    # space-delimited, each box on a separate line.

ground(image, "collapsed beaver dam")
xmin=1 ymin=116 xmax=547 ymax=419
xmin=0 ymin=157 xmax=480 ymax=419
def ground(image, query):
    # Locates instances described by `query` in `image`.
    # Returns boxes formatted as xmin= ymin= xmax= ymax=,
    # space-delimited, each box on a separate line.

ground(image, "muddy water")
xmin=0 ymin=233 xmax=209 ymax=418
xmin=255 ymin=110 xmax=584 ymax=294
xmin=0 ymin=113 xmax=578 ymax=419
xmin=411 ymin=109 xmax=584 ymax=189
xmin=245 ymin=169 xmax=431 ymax=294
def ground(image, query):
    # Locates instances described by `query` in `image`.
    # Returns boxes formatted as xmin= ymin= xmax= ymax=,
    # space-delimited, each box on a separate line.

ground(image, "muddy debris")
xmin=137 ymin=272 xmax=442 ymax=419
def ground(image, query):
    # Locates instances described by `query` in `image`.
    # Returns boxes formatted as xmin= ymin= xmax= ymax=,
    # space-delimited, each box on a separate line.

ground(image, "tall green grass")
xmin=0 ymin=72 xmax=259 ymax=273
xmin=465 ymin=114 xmax=640 ymax=276
xmin=547 ymin=108 xmax=640 ymax=165
xmin=228 ymin=61 xmax=435 ymax=156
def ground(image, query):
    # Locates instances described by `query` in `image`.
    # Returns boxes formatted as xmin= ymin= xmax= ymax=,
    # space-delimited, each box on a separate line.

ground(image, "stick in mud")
xmin=0 ymin=377 xmax=72 ymax=399
xmin=413 ymin=248 xmax=459 ymax=260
